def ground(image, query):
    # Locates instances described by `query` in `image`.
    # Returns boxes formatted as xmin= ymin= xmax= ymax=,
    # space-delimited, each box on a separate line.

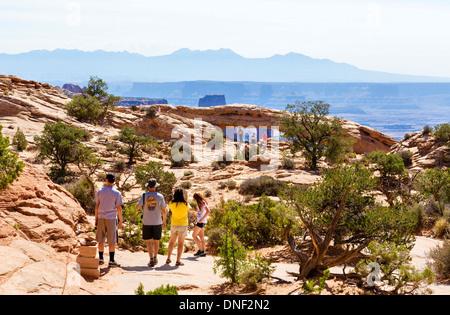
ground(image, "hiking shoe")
xmin=193 ymin=250 xmax=202 ymax=256
xmin=109 ymin=260 xmax=121 ymax=267
xmin=153 ymin=257 xmax=158 ymax=265
xmin=148 ymin=258 xmax=154 ymax=267
xmin=198 ymin=251 xmax=206 ymax=257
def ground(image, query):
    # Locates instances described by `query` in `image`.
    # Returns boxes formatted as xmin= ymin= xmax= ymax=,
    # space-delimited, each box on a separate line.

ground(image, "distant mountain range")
xmin=1 ymin=48 xmax=449 ymax=83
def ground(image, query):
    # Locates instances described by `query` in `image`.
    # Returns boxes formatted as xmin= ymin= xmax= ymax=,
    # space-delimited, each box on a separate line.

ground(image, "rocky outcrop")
xmin=198 ymin=94 xmax=226 ymax=107
xmin=0 ymin=163 xmax=89 ymax=252
xmin=118 ymin=104 xmax=397 ymax=154
xmin=0 ymin=238 xmax=92 ymax=295
xmin=62 ymin=83 xmax=84 ymax=94
xmin=0 ymin=75 xmax=397 ymax=155
xmin=390 ymin=131 xmax=449 ymax=170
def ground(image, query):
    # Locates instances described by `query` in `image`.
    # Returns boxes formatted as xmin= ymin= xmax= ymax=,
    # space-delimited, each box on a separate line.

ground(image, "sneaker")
xmin=109 ymin=260 xmax=121 ymax=267
xmin=198 ymin=251 xmax=206 ymax=257
xmin=175 ymin=261 xmax=184 ymax=266
xmin=193 ymin=250 xmax=202 ymax=256
xmin=153 ymin=257 xmax=158 ymax=265
xmin=148 ymin=258 xmax=154 ymax=267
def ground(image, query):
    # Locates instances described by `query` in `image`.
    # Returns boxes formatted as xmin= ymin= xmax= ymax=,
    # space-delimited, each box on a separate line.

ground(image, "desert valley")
xmin=0 ymin=74 xmax=448 ymax=296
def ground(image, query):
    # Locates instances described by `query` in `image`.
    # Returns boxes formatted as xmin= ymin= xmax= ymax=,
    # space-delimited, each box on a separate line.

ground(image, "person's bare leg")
xmin=177 ymin=236 xmax=185 ymax=263
xmin=199 ymin=228 xmax=206 ymax=251
xmin=192 ymin=226 xmax=201 ymax=251
xmin=152 ymin=239 xmax=159 ymax=264
xmin=146 ymin=239 xmax=153 ymax=261
xmin=167 ymin=235 xmax=177 ymax=262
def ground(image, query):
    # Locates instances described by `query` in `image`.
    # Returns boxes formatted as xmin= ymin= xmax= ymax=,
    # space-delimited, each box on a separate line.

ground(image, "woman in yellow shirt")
xmin=166 ymin=188 xmax=190 ymax=266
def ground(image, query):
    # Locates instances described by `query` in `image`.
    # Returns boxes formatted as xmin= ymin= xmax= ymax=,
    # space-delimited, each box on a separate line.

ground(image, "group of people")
xmin=94 ymin=173 xmax=210 ymax=267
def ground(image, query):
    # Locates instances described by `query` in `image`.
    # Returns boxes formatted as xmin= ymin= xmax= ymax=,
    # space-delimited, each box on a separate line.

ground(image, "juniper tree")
xmin=280 ymin=101 xmax=353 ymax=170
xmin=281 ymin=164 xmax=417 ymax=279
xmin=34 ymin=121 xmax=99 ymax=181
xmin=118 ymin=125 xmax=150 ymax=164
xmin=0 ymin=125 xmax=24 ymax=190
xmin=66 ymin=75 xmax=121 ymax=122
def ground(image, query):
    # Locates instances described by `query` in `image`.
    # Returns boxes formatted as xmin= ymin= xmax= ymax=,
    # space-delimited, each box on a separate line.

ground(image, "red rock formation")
xmin=0 ymin=163 xmax=89 ymax=252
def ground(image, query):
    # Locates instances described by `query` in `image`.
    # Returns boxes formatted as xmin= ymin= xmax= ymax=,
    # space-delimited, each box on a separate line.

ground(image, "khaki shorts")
xmin=96 ymin=218 xmax=118 ymax=244
xmin=170 ymin=225 xmax=188 ymax=238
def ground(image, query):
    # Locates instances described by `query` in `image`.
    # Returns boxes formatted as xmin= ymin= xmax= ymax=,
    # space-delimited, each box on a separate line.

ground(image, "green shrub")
xmin=240 ymin=254 xmax=275 ymax=291
xmin=34 ymin=121 xmax=93 ymax=181
xmin=118 ymin=126 xmax=150 ymax=164
xmin=135 ymin=283 xmax=178 ymax=295
xmin=427 ymin=240 xmax=450 ymax=282
xmin=12 ymin=128 xmax=27 ymax=151
xmin=120 ymin=201 xmax=144 ymax=250
xmin=212 ymin=204 xmax=274 ymax=286
xmin=281 ymin=157 xmax=295 ymax=169
xmin=135 ymin=161 xmax=177 ymax=202
xmin=355 ymin=241 xmax=434 ymax=295
xmin=433 ymin=217 xmax=449 ymax=237
xmin=213 ymin=207 xmax=250 ymax=284
xmin=422 ymin=125 xmax=433 ymax=135
xmin=301 ymin=269 xmax=330 ymax=295
xmin=238 ymin=175 xmax=286 ymax=197
xmin=208 ymin=196 xmax=296 ymax=247
xmin=0 ymin=125 xmax=24 ymax=190
xmin=114 ymin=159 xmax=127 ymax=172
xmin=65 ymin=178 xmax=96 ymax=215
xmin=204 ymin=189 xmax=212 ymax=197
xmin=66 ymin=96 xmax=105 ymax=122
xmin=145 ymin=106 xmax=157 ymax=118
xmin=396 ymin=150 xmax=414 ymax=167
xmin=433 ymin=123 xmax=450 ymax=145
xmin=180 ymin=181 xmax=192 ymax=189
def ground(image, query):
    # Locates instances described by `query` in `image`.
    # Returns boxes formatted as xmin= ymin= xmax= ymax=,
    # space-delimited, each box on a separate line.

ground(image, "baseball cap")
xmin=106 ymin=173 xmax=116 ymax=183
xmin=147 ymin=178 xmax=160 ymax=188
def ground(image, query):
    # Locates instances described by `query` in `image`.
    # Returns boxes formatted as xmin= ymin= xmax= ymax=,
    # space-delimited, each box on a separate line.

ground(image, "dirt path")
xmin=93 ymin=236 xmax=449 ymax=295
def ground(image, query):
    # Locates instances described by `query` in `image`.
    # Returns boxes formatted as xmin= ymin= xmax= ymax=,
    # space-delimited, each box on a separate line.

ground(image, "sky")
xmin=1 ymin=0 xmax=450 ymax=77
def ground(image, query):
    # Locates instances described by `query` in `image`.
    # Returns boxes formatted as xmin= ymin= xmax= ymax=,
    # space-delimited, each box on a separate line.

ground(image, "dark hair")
xmin=193 ymin=192 xmax=205 ymax=205
xmin=106 ymin=173 xmax=115 ymax=183
xmin=172 ymin=188 xmax=187 ymax=204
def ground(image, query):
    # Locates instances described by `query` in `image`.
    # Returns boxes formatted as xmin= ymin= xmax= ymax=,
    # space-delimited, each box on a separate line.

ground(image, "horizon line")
xmin=2 ymin=47 xmax=450 ymax=81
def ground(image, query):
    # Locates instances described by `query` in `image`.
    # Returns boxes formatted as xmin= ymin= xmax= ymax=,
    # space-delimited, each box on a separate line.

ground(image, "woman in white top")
xmin=192 ymin=193 xmax=210 ymax=257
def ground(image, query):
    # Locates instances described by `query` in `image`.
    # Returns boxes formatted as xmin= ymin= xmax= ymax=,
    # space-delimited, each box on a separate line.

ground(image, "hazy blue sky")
xmin=1 ymin=0 xmax=449 ymax=77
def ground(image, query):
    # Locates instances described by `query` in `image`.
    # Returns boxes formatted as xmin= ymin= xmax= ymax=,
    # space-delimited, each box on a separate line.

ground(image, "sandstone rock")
xmin=80 ymin=268 xmax=100 ymax=279
xmin=0 ymin=239 xmax=91 ymax=295
xmin=0 ymin=163 xmax=89 ymax=252
xmin=115 ymin=104 xmax=397 ymax=154
xmin=76 ymin=256 xmax=99 ymax=269
xmin=79 ymin=245 xmax=97 ymax=258
xmin=390 ymin=131 xmax=449 ymax=170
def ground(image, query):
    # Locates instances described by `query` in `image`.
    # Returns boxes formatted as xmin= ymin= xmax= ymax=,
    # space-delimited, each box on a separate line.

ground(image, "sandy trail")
xmin=93 ymin=236 xmax=449 ymax=295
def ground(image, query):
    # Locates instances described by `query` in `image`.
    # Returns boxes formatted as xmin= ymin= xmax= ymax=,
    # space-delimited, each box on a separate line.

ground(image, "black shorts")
xmin=143 ymin=225 xmax=162 ymax=240
xmin=196 ymin=222 xmax=206 ymax=228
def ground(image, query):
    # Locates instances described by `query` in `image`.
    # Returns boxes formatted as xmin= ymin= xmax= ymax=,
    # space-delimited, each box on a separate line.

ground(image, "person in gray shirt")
xmin=95 ymin=173 xmax=123 ymax=267
xmin=136 ymin=178 xmax=167 ymax=267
